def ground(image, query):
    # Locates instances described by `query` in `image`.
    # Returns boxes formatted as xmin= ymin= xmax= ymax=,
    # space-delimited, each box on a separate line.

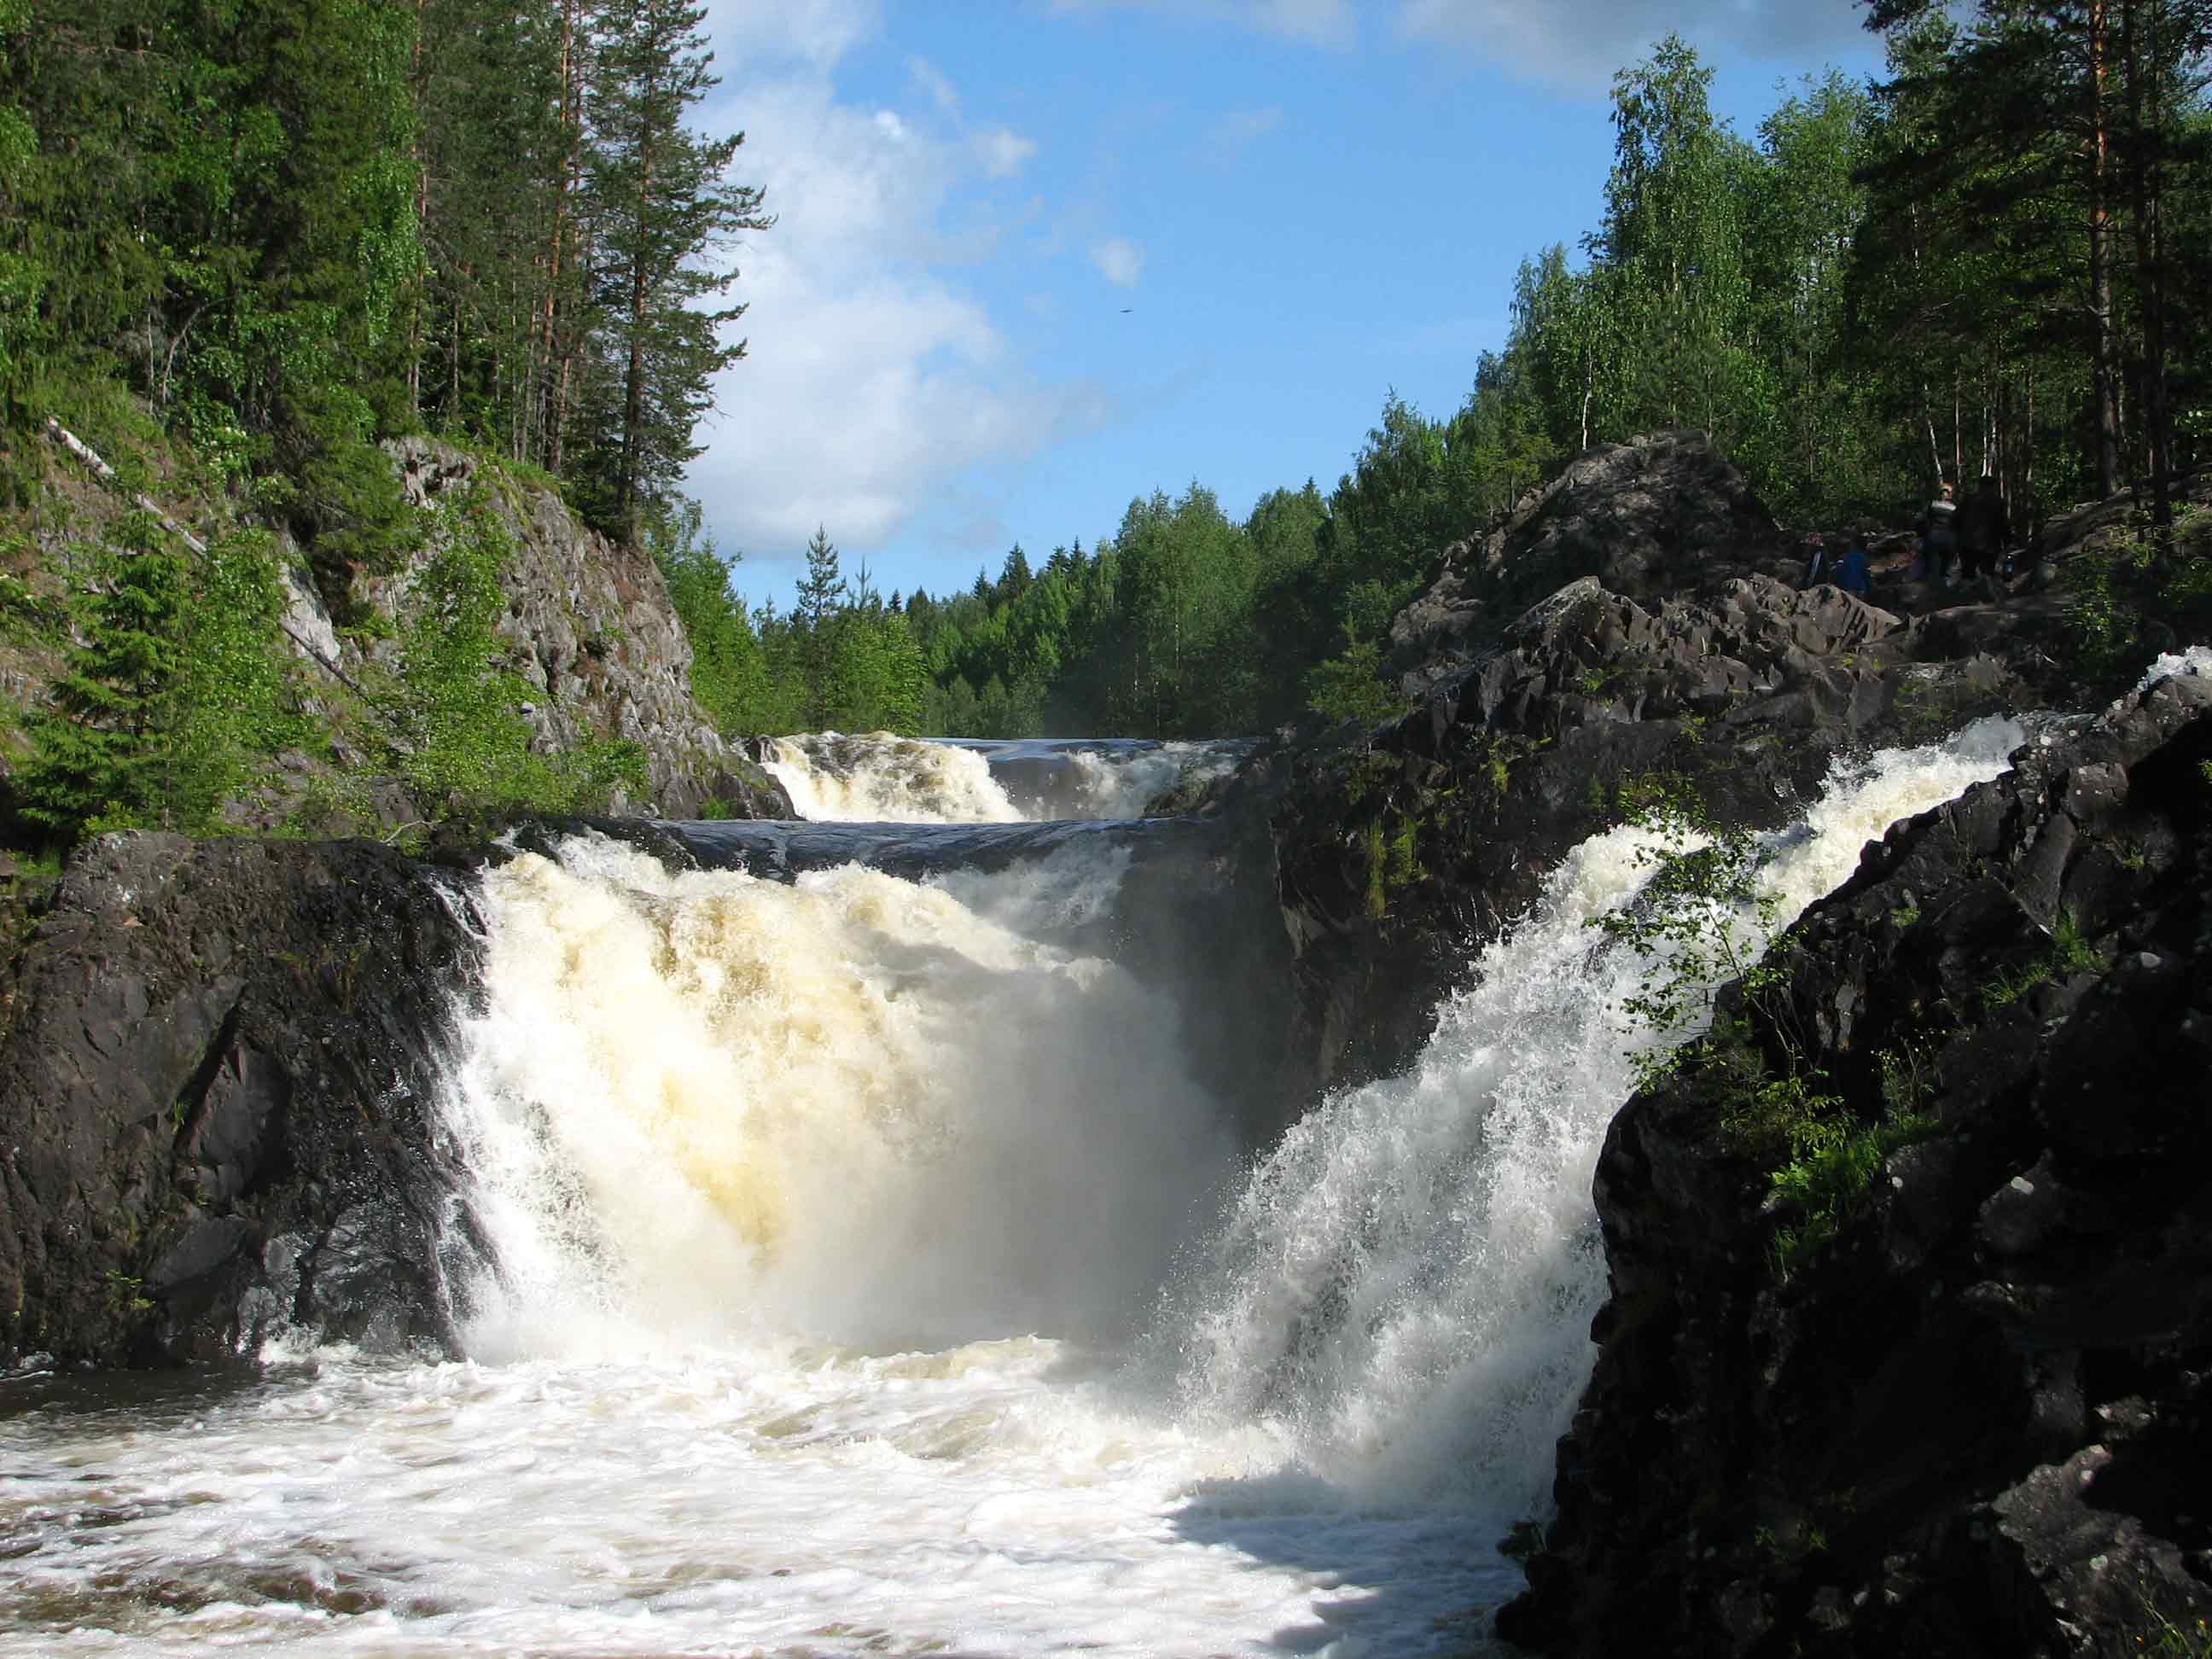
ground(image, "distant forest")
xmin=4 ymin=1 xmax=2209 ymax=758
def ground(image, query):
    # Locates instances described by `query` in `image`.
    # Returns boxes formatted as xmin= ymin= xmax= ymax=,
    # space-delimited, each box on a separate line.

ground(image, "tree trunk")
xmin=618 ymin=137 xmax=656 ymax=541
xmin=534 ymin=0 xmax=580 ymax=474
xmin=406 ymin=0 xmax=430 ymax=416
xmin=2122 ymin=0 xmax=2175 ymax=544
xmin=2090 ymin=0 xmax=2123 ymax=496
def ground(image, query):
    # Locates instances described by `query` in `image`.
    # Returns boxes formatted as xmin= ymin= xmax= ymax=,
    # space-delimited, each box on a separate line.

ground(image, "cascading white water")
xmin=1163 ymin=716 xmax=2029 ymax=1516
xmin=760 ymin=731 xmax=1027 ymax=823
xmin=759 ymin=731 xmax=1248 ymax=824
xmin=448 ymin=835 xmax=1237 ymax=1354
xmin=0 ymin=719 xmax=2038 ymax=1657
xmin=1057 ymin=741 xmax=1243 ymax=819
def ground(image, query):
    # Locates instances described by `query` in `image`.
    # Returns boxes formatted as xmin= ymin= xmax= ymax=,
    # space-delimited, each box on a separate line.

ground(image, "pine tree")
xmin=579 ymin=0 xmax=771 ymax=538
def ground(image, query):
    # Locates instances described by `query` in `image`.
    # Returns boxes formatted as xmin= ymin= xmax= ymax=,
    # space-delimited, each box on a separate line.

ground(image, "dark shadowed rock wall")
xmin=0 ymin=834 xmax=487 ymax=1368
xmin=1499 ymin=672 xmax=2212 ymax=1656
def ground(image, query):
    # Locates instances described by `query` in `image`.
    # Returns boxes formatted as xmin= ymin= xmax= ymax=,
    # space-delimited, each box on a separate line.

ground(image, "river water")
xmin=0 ymin=723 xmax=2035 ymax=1656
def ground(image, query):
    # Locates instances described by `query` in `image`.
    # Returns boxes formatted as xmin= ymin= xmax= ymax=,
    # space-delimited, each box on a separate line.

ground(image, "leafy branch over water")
xmin=1592 ymin=781 xmax=1936 ymax=1276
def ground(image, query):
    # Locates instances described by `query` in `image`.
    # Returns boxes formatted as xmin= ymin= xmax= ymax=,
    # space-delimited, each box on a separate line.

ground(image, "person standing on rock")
xmin=1959 ymin=474 xmax=2010 ymax=601
xmin=1803 ymin=533 xmax=1830 ymax=587
xmin=1920 ymin=481 xmax=1959 ymax=587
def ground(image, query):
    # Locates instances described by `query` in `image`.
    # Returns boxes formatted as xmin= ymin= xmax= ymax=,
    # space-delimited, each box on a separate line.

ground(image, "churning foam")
xmin=761 ymin=731 xmax=1025 ymax=823
xmin=2136 ymin=643 xmax=2212 ymax=691
xmin=444 ymin=834 xmax=1237 ymax=1356
xmin=1059 ymin=742 xmax=1243 ymax=819
xmin=1161 ymin=715 xmax=2029 ymax=1514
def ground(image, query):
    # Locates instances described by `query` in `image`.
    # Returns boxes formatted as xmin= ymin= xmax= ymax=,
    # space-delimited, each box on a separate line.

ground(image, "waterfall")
xmin=1161 ymin=716 xmax=2030 ymax=1513
xmin=760 ymin=731 xmax=1027 ymax=823
xmin=445 ymin=834 xmax=1238 ymax=1357
xmin=0 ymin=718 xmax=2040 ymax=1658
xmin=759 ymin=731 xmax=1253 ymax=824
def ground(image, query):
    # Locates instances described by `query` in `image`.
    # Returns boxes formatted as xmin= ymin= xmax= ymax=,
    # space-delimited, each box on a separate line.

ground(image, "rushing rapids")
xmin=0 ymin=719 xmax=2035 ymax=1656
xmin=760 ymin=731 xmax=1251 ymax=824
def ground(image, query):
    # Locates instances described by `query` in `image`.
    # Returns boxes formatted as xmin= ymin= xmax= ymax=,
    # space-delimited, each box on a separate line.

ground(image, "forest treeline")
xmin=676 ymin=1 xmax=2212 ymax=740
xmin=2 ymin=1 xmax=2209 ymax=829
xmin=0 ymin=0 xmax=760 ymax=545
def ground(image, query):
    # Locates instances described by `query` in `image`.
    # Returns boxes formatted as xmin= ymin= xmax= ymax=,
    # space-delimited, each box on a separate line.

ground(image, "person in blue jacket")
xmin=1835 ymin=536 xmax=1871 ymax=596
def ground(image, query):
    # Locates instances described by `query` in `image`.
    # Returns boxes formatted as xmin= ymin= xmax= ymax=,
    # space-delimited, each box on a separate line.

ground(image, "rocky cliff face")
xmin=301 ymin=437 xmax=787 ymax=819
xmin=1498 ymin=668 xmax=2212 ymax=1656
xmin=0 ymin=835 xmax=488 ymax=1367
xmin=1268 ymin=566 xmax=2030 ymax=1109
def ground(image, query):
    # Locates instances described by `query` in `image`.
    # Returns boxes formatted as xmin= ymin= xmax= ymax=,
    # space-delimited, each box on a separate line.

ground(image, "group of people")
xmin=1915 ymin=474 xmax=2011 ymax=594
xmin=1802 ymin=474 xmax=2012 ymax=602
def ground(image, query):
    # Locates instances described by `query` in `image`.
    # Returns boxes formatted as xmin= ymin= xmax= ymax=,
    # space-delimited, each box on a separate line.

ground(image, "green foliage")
xmin=372 ymin=486 xmax=646 ymax=819
xmin=1766 ymin=1106 xmax=1937 ymax=1276
xmin=2139 ymin=1614 xmax=2212 ymax=1658
xmin=651 ymin=500 xmax=793 ymax=736
xmin=1982 ymin=905 xmax=2105 ymax=1008
xmin=1360 ymin=809 xmax=1428 ymax=920
xmin=1589 ymin=782 xmax=1784 ymax=1087
xmin=15 ymin=514 xmax=296 ymax=847
xmin=1305 ymin=634 xmax=1409 ymax=726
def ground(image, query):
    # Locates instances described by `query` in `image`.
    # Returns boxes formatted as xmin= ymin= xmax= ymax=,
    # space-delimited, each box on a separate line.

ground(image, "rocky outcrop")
xmin=304 ymin=437 xmax=787 ymax=819
xmin=1498 ymin=669 xmax=2212 ymax=1656
xmin=0 ymin=834 xmax=488 ymax=1367
xmin=1389 ymin=431 xmax=1797 ymax=693
xmin=1266 ymin=569 xmax=2031 ymax=1105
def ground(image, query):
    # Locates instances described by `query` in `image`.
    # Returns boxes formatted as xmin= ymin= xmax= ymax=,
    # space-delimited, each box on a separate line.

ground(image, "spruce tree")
xmin=19 ymin=517 xmax=189 ymax=844
xmin=795 ymin=525 xmax=844 ymax=728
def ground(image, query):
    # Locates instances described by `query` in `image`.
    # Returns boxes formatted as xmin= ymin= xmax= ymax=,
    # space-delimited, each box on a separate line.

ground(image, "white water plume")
xmin=443 ymin=834 xmax=1237 ymax=1357
xmin=1060 ymin=741 xmax=1243 ymax=819
xmin=1162 ymin=715 xmax=2031 ymax=1515
xmin=2136 ymin=643 xmax=2212 ymax=691
xmin=761 ymin=731 xmax=1025 ymax=823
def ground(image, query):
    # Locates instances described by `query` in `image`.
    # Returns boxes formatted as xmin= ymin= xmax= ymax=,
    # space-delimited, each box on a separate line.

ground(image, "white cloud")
xmin=1392 ymin=0 xmax=1874 ymax=92
xmin=1090 ymin=236 xmax=1145 ymax=287
xmin=1207 ymin=105 xmax=1283 ymax=159
xmin=1048 ymin=0 xmax=1357 ymax=49
xmin=910 ymin=56 xmax=960 ymax=113
xmin=702 ymin=0 xmax=882 ymax=67
xmin=975 ymin=126 xmax=1039 ymax=178
xmin=685 ymin=72 xmax=1097 ymax=564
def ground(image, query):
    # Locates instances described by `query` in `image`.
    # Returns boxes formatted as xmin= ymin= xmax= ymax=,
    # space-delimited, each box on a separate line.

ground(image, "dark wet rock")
xmin=1496 ymin=672 xmax=2212 ymax=1656
xmin=0 ymin=833 xmax=487 ymax=1367
xmin=1268 ymin=568 xmax=2034 ymax=1104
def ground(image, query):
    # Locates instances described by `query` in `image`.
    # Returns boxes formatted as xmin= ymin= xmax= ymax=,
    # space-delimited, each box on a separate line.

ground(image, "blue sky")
xmin=690 ymin=0 xmax=1884 ymax=606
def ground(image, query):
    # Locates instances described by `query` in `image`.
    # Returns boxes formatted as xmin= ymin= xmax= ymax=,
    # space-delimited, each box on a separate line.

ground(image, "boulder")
xmin=1265 ymin=568 xmax=2032 ymax=1114
xmin=1389 ymin=431 xmax=1795 ymax=692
